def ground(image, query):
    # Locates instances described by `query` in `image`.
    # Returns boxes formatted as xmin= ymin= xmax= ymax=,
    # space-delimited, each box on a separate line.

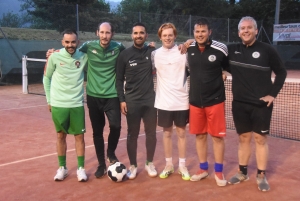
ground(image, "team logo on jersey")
xmin=208 ymin=55 xmax=216 ymax=62
xmin=252 ymin=51 xmax=260 ymax=58
xmin=75 ymin=61 xmax=80 ymax=68
xmin=92 ymin=49 xmax=98 ymax=54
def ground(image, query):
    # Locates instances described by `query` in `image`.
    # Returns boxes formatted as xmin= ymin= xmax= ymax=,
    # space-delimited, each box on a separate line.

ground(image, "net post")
xmin=22 ymin=55 xmax=28 ymax=94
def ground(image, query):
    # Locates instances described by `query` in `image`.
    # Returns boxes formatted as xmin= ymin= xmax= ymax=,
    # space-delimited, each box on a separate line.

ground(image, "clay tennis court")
xmin=0 ymin=71 xmax=300 ymax=201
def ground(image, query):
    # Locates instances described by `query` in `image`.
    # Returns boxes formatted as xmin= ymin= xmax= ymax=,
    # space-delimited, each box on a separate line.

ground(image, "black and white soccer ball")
xmin=107 ymin=162 xmax=127 ymax=182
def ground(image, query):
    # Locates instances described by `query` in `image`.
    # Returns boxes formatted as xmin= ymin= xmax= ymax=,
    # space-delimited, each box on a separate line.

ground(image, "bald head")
xmin=98 ymin=22 xmax=114 ymax=33
xmin=97 ymin=22 xmax=114 ymax=48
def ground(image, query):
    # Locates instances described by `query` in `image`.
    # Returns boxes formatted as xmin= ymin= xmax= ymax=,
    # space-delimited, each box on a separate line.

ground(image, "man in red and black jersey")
xmin=186 ymin=18 xmax=229 ymax=186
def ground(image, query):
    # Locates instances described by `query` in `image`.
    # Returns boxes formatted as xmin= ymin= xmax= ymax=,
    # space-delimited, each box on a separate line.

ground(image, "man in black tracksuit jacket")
xmin=186 ymin=18 xmax=228 ymax=187
xmin=227 ymin=16 xmax=287 ymax=192
xmin=116 ymin=22 xmax=157 ymax=180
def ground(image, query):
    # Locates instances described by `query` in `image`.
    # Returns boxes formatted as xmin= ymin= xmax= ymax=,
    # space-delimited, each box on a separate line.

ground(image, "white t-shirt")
xmin=152 ymin=45 xmax=189 ymax=111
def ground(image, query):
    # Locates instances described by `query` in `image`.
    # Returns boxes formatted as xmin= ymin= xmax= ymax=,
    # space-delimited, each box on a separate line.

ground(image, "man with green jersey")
xmin=47 ymin=22 xmax=153 ymax=178
xmin=43 ymin=29 xmax=88 ymax=182
xmin=79 ymin=22 xmax=126 ymax=178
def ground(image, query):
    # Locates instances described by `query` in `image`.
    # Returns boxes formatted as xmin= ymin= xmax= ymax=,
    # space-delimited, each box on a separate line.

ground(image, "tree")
xmin=19 ymin=0 xmax=111 ymax=32
xmin=278 ymin=0 xmax=300 ymax=22
xmin=0 ymin=12 xmax=23 ymax=27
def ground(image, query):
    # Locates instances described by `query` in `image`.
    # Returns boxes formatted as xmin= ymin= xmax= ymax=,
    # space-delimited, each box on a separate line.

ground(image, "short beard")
xmin=134 ymin=41 xmax=144 ymax=48
xmin=65 ymin=47 xmax=76 ymax=54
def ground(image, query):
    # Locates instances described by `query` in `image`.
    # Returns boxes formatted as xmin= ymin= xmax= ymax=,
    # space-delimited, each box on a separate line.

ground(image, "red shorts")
xmin=189 ymin=102 xmax=226 ymax=137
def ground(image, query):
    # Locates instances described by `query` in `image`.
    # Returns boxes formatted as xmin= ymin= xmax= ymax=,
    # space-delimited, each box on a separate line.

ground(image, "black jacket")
xmin=227 ymin=41 xmax=287 ymax=106
xmin=187 ymin=39 xmax=228 ymax=107
xmin=116 ymin=44 xmax=155 ymax=103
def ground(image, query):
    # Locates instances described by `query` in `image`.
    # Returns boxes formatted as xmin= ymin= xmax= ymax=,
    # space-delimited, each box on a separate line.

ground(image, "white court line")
xmin=0 ymin=104 xmax=47 ymax=111
xmin=0 ymin=130 xmax=163 ymax=167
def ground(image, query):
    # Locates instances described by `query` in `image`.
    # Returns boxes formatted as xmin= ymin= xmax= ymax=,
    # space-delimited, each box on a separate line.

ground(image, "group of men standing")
xmin=43 ymin=16 xmax=286 ymax=192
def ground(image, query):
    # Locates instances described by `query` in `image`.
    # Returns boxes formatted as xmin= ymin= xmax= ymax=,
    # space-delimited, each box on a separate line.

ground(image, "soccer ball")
xmin=107 ymin=162 xmax=127 ymax=182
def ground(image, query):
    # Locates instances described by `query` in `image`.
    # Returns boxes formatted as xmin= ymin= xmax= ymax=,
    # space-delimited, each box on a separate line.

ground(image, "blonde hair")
xmin=157 ymin=23 xmax=177 ymax=38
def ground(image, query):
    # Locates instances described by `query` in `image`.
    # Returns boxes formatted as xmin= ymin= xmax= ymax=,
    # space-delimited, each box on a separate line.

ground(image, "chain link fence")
xmin=0 ymin=3 xmax=299 ymax=85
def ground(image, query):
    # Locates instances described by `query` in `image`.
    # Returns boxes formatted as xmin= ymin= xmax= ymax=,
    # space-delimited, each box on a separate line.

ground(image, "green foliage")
xmin=0 ymin=12 xmax=23 ymax=28
xmin=12 ymin=0 xmax=300 ymax=44
xmin=19 ymin=0 xmax=111 ymax=32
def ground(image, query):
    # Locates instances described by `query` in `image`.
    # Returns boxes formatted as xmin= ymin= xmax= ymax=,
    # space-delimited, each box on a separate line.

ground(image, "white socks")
xmin=166 ymin=157 xmax=173 ymax=166
xmin=179 ymin=158 xmax=186 ymax=167
xmin=165 ymin=157 xmax=186 ymax=167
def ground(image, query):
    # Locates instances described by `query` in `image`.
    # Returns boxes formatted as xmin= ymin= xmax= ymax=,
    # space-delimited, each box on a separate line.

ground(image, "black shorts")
xmin=232 ymin=100 xmax=273 ymax=135
xmin=157 ymin=109 xmax=189 ymax=128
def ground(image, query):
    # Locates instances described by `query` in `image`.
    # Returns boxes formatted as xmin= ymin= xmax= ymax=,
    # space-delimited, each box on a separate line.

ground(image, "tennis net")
xmin=23 ymin=58 xmax=300 ymax=141
xmin=224 ymin=77 xmax=300 ymax=141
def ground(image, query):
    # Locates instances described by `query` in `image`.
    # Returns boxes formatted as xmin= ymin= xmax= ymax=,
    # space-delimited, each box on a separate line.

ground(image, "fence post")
xmin=76 ymin=4 xmax=79 ymax=38
xmin=189 ymin=15 xmax=192 ymax=38
xmin=274 ymin=0 xmax=281 ymax=45
xmin=22 ymin=55 xmax=28 ymax=94
xmin=139 ymin=12 xmax=141 ymax=22
xmin=228 ymin=18 xmax=230 ymax=43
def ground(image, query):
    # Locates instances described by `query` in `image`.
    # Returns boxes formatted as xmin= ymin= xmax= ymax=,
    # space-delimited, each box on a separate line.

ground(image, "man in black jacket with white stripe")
xmin=186 ymin=18 xmax=228 ymax=187
xmin=227 ymin=16 xmax=287 ymax=192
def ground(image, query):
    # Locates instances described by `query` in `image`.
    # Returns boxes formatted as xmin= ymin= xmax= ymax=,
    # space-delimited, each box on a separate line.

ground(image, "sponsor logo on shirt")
xmin=92 ymin=49 xmax=98 ymax=54
xmin=130 ymin=62 xmax=137 ymax=66
xmin=208 ymin=55 xmax=216 ymax=62
xmin=252 ymin=51 xmax=260 ymax=58
xmin=261 ymin=130 xmax=269 ymax=134
xmin=129 ymin=60 xmax=135 ymax=63
xmin=146 ymin=56 xmax=149 ymax=60
xmin=112 ymin=50 xmax=115 ymax=55
xmin=234 ymin=51 xmax=241 ymax=54
xmin=191 ymin=53 xmax=195 ymax=56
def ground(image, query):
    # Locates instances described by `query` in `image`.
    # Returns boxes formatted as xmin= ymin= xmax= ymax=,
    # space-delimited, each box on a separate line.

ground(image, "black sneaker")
xmin=107 ymin=154 xmax=119 ymax=165
xmin=94 ymin=164 xmax=106 ymax=178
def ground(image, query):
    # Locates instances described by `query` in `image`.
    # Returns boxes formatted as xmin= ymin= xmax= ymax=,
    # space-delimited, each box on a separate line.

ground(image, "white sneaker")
xmin=159 ymin=165 xmax=174 ymax=179
xmin=54 ymin=166 xmax=68 ymax=181
xmin=127 ymin=165 xmax=137 ymax=180
xmin=145 ymin=162 xmax=157 ymax=177
xmin=190 ymin=169 xmax=209 ymax=181
xmin=178 ymin=166 xmax=191 ymax=181
xmin=215 ymin=173 xmax=227 ymax=186
xmin=77 ymin=167 xmax=88 ymax=182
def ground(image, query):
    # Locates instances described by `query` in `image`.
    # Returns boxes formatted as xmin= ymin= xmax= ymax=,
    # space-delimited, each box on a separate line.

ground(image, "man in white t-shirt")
xmin=151 ymin=23 xmax=190 ymax=180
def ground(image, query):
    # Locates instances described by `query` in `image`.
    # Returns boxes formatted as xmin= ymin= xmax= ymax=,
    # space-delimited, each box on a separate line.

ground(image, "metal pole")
xmin=22 ymin=55 xmax=28 ymax=94
xmin=139 ymin=12 xmax=141 ymax=22
xmin=76 ymin=4 xmax=79 ymax=38
xmin=189 ymin=15 xmax=192 ymax=38
xmin=274 ymin=0 xmax=281 ymax=45
xmin=228 ymin=18 xmax=230 ymax=43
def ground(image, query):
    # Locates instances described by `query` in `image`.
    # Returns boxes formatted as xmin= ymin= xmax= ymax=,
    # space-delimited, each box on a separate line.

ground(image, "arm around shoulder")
xmin=115 ymin=51 xmax=126 ymax=103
